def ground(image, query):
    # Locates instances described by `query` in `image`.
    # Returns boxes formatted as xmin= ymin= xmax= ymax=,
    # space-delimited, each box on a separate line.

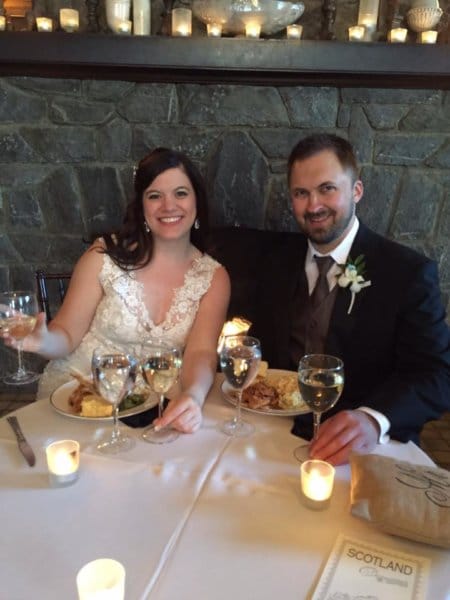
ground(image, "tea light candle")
xmin=300 ymin=459 xmax=335 ymax=510
xmin=348 ymin=25 xmax=365 ymax=41
xmin=46 ymin=439 xmax=80 ymax=487
xmin=0 ymin=16 xmax=6 ymax=31
xmin=419 ymin=30 xmax=437 ymax=43
xmin=116 ymin=19 xmax=132 ymax=34
xmin=36 ymin=17 xmax=53 ymax=32
xmin=245 ymin=22 xmax=261 ymax=38
xmin=207 ymin=22 xmax=222 ymax=37
xmin=76 ymin=559 xmax=125 ymax=600
xmin=389 ymin=27 xmax=407 ymax=42
xmin=59 ymin=8 xmax=79 ymax=32
xmin=286 ymin=24 xmax=302 ymax=39
xmin=171 ymin=8 xmax=192 ymax=36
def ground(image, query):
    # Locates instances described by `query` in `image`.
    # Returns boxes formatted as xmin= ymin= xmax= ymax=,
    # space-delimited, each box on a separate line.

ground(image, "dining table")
xmin=0 ymin=374 xmax=449 ymax=600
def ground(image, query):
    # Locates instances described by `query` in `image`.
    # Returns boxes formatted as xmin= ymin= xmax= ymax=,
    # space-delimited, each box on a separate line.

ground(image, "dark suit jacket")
xmin=250 ymin=223 xmax=450 ymax=443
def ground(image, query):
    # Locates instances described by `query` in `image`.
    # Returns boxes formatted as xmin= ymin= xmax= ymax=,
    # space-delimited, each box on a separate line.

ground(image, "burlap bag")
xmin=350 ymin=453 xmax=450 ymax=548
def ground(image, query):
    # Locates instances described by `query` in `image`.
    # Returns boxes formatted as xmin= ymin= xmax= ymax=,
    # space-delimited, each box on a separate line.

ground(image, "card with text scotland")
xmin=311 ymin=534 xmax=430 ymax=600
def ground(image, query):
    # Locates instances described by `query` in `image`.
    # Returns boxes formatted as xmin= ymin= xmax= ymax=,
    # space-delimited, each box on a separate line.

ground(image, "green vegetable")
xmin=118 ymin=393 xmax=146 ymax=411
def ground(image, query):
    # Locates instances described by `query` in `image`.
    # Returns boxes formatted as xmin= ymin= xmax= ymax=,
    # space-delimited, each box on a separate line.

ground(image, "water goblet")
xmin=293 ymin=353 xmax=344 ymax=462
xmin=140 ymin=339 xmax=182 ymax=444
xmin=92 ymin=348 xmax=138 ymax=454
xmin=0 ymin=291 xmax=40 ymax=385
xmin=220 ymin=335 xmax=261 ymax=437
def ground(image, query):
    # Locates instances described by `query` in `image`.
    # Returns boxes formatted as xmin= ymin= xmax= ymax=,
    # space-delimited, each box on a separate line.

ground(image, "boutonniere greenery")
xmin=336 ymin=254 xmax=372 ymax=315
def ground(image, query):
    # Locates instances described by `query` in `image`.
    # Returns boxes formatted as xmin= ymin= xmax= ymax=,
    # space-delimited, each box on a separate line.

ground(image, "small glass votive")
xmin=388 ymin=27 xmax=407 ymax=43
xmin=348 ymin=25 xmax=365 ymax=41
xmin=59 ymin=8 xmax=79 ymax=32
xmin=76 ymin=559 xmax=125 ymax=600
xmin=419 ymin=30 xmax=438 ymax=44
xmin=36 ymin=17 xmax=53 ymax=32
xmin=300 ymin=459 xmax=335 ymax=510
xmin=46 ymin=439 xmax=80 ymax=487
xmin=0 ymin=16 xmax=6 ymax=31
xmin=116 ymin=19 xmax=132 ymax=34
xmin=245 ymin=22 xmax=261 ymax=38
xmin=286 ymin=24 xmax=302 ymax=39
xmin=171 ymin=8 xmax=192 ymax=37
xmin=207 ymin=22 xmax=222 ymax=37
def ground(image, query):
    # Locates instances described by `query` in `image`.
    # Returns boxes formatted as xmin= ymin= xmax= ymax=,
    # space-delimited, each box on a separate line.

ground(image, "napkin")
xmin=350 ymin=453 xmax=450 ymax=549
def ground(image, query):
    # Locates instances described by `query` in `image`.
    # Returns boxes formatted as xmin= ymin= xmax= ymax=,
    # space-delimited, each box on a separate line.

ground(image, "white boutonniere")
xmin=336 ymin=254 xmax=371 ymax=315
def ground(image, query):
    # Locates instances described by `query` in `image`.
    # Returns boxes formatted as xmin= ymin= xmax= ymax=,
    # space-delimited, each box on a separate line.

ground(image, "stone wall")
xmin=0 ymin=77 xmax=449 ymax=376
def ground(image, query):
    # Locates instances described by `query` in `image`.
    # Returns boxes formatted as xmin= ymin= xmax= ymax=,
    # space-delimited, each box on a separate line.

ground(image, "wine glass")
xmin=92 ymin=348 xmax=138 ymax=454
xmin=140 ymin=339 xmax=182 ymax=444
xmin=0 ymin=291 xmax=40 ymax=385
xmin=293 ymin=354 xmax=344 ymax=462
xmin=220 ymin=335 xmax=261 ymax=437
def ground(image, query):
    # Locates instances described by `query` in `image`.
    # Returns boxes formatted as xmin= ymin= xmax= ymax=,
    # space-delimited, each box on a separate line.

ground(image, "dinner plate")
xmin=221 ymin=369 xmax=311 ymax=417
xmin=50 ymin=380 xmax=158 ymax=422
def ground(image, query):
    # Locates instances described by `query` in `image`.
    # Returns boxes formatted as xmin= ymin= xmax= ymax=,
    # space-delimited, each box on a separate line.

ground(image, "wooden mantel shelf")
xmin=0 ymin=31 xmax=449 ymax=88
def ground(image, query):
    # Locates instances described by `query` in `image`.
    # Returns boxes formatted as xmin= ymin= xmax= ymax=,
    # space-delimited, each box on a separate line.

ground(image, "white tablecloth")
xmin=0 ymin=376 xmax=449 ymax=600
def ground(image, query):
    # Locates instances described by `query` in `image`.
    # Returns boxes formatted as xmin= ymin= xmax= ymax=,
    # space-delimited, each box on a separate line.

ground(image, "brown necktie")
xmin=310 ymin=256 xmax=334 ymax=308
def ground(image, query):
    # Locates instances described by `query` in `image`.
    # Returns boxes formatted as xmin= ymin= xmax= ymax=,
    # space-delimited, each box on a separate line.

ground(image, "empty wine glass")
xmin=0 ymin=291 xmax=40 ymax=385
xmin=140 ymin=339 xmax=182 ymax=444
xmin=92 ymin=348 xmax=138 ymax=454
xmin=293 ymin=353 xmax=344 ymax=462
xmin=220 ymin=335 xmax=261 ymax=437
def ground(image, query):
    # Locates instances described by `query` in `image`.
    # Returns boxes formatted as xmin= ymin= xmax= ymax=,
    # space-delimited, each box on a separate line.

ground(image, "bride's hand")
xmin=2 ymin=312 xmax=48 ymax=353
xmin=153 ymin=392 xmax=203 ymax=434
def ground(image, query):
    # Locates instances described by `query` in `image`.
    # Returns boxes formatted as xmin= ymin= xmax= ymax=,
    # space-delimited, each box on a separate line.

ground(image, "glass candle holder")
xmin=59 ymin=8 xmax=79 ymax=32
xmin=419 ymin=30 xmax=437 ymax=43
xmin=116 ymin=19 xmax=132 ymax=34
xmin=171 ymin=8 xmax=192 ymax=36
xmin=46 ymin=439 xmax=80 ymax=487
xmin=348 ymin=25 xmax=365 ymax=41
xmin=207 ymin=22 xmax=222 ymax=37
xmin=300 ymin=459 xmax=335 ymax=510
xmin=389 ymin=27 xmax=407 ymax=42
xmin=36 ymin=17 xmax=53 ymax=32
xmin=0 ymin=16 xmax=6 ymax=31
xmin=245 ymin=22 xmax=261 ymax=38
xmin=76 ymin=559 xmax=125 ymax=600
xmin=286 ymin=24 xmax=302 ymax=39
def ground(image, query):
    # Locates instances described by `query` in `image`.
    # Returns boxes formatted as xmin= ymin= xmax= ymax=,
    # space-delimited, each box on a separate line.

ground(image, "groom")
xmin=252 ymin=133 xmax=450 ymax=465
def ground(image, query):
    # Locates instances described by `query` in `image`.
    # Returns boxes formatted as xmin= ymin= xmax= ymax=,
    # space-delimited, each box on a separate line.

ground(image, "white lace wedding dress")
xmin=37 ymin=252 xmax=221 ymax=400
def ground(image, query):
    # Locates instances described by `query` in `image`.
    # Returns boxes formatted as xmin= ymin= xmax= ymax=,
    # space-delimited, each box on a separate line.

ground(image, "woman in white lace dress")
xmin=11 ymin=148 xmax=230 ymax=433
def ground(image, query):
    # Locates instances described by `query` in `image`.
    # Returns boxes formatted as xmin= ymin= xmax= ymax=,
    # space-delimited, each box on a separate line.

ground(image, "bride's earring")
xmin=144 ymin=221 xmax=150 ymax=233
xmin=194 ymin=218 xmax=200 ymax=230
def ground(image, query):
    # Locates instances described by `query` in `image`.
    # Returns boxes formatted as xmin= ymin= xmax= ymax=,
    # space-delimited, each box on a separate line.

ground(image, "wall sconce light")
xmin=286 ymin=24 xmax=302 ymax=39
xmin=59 ymin=8 xmax=79 ymax=32
xmin=419 ymin=30 xmax=437 ymax=43
xmin=245 ymin=22 xmax=261 ymax=38
xmin=36 ymin=17 xmax=53 ymax=32
xmin=348 ymin=25 xmax=365 ymax=41
xmin=207 ymin=22 xmax=222 ymax=37
xmin=171 ymin=8 xmax=192 ymax=36
xmin=388 ymin=27 xmax=407 ymax=42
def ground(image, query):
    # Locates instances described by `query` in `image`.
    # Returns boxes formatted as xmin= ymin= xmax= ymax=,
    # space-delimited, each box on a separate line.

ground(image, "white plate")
xmin=50 ymin=380 xmax=158 ymax=422
xmin=221 ymin=369 xmax=311 ymax=417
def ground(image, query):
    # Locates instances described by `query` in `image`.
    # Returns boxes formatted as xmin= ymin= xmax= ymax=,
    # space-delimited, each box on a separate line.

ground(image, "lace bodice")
xmin=37 ymin=253 xmax=221 ymax=399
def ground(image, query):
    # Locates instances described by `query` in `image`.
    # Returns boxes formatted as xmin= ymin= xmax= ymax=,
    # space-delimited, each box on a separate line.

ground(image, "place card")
xmin=311 ymin=535 xmax=430 ymax=600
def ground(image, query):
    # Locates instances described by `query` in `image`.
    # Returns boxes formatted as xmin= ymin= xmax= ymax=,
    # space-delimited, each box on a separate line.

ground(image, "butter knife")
xmin=7 ymin=416 xmax=36 ymax=467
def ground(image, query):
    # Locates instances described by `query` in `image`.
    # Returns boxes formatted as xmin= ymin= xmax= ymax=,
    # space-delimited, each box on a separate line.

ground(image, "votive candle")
xmin=0 ymin=16 xmax=6 ymax=31
xmin=59 ymin=8 xmax=79 ymax=32
xmin=286 ymin=24 xmax=302 ymax=39
xmin=207 ymin=23 xmax=222 ymax=37
xmin=389 ymin=27 xmax=407 ymax=42
xmin=76 ymin=559 xmax=125 ymax=600
xmin=171 ymin=8 xmax=192 ymax=36
xmin=116 ymin=19 xmax=132 ymax=34
xmin=46 ymin=439 xmax=80 ymax=487
xmin=300 ymin=459 xmax=335 ymax=510
xmin=245 ymin=22 xmax=261 ymax=38
xmin=36 ymin=17 xmax=53 ymax=32
xmin=348 ymin=25 xmax=365 ymax=41
xmin=419 ymin=30 xmax=437 ymax=43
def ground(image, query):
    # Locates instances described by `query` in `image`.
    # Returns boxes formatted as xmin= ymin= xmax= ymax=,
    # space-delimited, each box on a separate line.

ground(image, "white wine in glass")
xmin=140 ymin=339 xmax=182 ymax=444
xmin=220 ymin=335 xmax=261 ymax=437
xmin=92 ymin=349 xmax=138 ymax=454
xmin=0 ymin=291 xmax=40 ymax=385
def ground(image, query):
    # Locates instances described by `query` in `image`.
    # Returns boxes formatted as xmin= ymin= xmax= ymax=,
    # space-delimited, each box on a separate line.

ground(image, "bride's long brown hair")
xmin=102 ymin=148 xmax=209 ymax=270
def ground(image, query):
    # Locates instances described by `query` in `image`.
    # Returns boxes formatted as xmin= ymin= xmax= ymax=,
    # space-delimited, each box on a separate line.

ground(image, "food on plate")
xmin=267 ymin=372 xmax=302 ymax=409
xmin=80 ymin=395 xmax=113 ymax=417
xmin=239 ymin=367 xmax=304 ymax=411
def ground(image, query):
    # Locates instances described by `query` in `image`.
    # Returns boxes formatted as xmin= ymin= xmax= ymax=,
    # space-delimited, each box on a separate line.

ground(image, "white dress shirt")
xmin=304 ymin=217 xmax=390 ymax=443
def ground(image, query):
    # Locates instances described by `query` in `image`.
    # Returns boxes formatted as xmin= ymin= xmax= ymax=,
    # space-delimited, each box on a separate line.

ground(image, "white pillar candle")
xmin=419 ymin=30 xmax=437 ymax=43
xmin=300 ymin=459 xmax=335 ymax=510
xmin=389 ymin=27 xmax=407 ymax=42
xmin=76 ymin=559 xmax=125 ymax=600
xmin=207 ymin=22 xmax=222 ymax=37
xmin=46 ymin=439 xmax=80 ymax=487
xmin=348 ymin=25 xmax=365 ymax=41
xmin=36 ymin=17 xmax=53 ymax=32
xmin=133 ymin=0 xmax=150 ymax=35
xmin=286 ymin=24 xmax=302 ymax=39
xmin=0 ymin=16 xmax=6 ymax=31
xmin=357 ymin=0 xmax=379 ymax=29
xmin=245 ymin=22 xmax=261 ymax=38
xmin=59 ymin=9 xmax=79 ymax=32
xmin=171 ymin=8 xmax=192 ymax=37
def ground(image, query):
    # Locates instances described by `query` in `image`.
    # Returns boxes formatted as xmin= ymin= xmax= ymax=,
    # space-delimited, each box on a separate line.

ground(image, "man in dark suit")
xmin=252 ymin=133 xmax=450 ymax=465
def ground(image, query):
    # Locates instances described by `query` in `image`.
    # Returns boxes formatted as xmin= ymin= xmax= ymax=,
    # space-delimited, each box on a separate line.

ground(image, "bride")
xmin=5 ymin=148 xmax=230 ymax=434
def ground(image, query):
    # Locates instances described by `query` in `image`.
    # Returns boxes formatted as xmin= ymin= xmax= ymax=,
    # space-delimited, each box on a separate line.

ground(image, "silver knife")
xmin=7 ymin=416 xmax=36 ymax=467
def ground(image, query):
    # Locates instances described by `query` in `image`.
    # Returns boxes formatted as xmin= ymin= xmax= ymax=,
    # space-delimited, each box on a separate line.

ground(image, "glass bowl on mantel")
xmin=192 ymin=0 xmax=305 ymax=36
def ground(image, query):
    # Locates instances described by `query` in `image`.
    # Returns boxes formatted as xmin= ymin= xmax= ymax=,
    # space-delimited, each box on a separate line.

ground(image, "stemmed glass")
xmin=140 ymin=339 xmax=182 ymax=444
xmin=92 ymin=348 xmax=138 ymax=454
xmin=293 ymin=353 xmax=344 ymax=462
xmin=0 ymin=291 xmax=40 ymax=385
xmin=220 ymin=335 xmax=261 ymax=437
